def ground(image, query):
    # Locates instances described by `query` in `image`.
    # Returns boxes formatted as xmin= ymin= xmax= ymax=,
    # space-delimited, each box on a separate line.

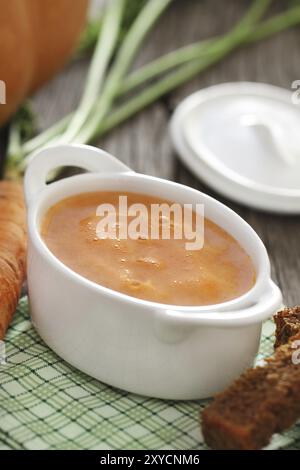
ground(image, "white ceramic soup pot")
xmin=24 ymin=144 xmax=282 ymax=400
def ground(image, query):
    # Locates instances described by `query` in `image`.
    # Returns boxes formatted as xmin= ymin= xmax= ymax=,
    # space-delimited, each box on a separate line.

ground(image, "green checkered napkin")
xmin=0 ymin=297 xmax=299 ymax=450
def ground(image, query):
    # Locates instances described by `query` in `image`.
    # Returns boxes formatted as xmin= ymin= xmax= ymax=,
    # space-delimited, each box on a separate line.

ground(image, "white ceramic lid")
xmin=170 ymin=82 xmax=300 ymax=213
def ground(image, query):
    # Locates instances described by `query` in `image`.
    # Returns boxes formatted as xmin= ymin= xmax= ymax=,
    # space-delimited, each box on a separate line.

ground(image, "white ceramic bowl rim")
xmin=24 ymin=144 xmax=282 ymax=326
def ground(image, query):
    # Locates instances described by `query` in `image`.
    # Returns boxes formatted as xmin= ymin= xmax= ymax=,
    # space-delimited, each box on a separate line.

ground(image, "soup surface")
xmin=41 ymin=191 xmax=255 ymax=306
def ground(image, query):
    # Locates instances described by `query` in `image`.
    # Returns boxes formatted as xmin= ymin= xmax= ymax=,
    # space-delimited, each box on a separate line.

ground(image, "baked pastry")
xmin=202 ymin=312 xmax=300 ymax=450
xmin=274 ymin=306 xmax=300 ymax=348
xmin=0 ymin=181 xmax=26 ymax=339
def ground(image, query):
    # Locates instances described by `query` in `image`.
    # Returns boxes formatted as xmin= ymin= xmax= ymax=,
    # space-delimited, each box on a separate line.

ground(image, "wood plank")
xmin=29 ymin=0 xmax=300 ymax=306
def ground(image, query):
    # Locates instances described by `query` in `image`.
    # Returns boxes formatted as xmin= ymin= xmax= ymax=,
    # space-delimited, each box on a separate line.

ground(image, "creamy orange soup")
xmin=41 ymin=192 xmax=255 ymax=306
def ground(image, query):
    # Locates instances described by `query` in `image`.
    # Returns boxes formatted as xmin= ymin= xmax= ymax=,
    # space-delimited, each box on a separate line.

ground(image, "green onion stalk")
xmin=6 ymin=0 xmax=300 ymax=179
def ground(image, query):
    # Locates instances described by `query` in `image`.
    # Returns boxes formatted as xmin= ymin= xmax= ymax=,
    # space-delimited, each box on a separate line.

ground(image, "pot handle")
xmin=24 ymin=144 xmax=131 ymax=205
xmin=155 ymin=280 xmax=282 ymax=343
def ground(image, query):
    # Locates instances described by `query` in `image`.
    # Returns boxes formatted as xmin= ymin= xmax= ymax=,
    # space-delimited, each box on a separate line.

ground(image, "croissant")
xmin=0 ymin=181 xmax=26 ymax=339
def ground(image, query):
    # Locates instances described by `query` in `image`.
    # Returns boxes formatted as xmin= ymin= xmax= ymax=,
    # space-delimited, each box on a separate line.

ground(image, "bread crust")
xmin=202 ymin=307 xmax=300 ymax=450
xmin=274 ymin=306 xmax=300 ymax=348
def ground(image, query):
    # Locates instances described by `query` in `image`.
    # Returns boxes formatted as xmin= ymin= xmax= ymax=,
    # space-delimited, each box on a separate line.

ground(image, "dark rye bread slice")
xmin=274 ymin=306 xmax=300 ymax=348
xmin=201 ymin=331 xmax=300 ymax=450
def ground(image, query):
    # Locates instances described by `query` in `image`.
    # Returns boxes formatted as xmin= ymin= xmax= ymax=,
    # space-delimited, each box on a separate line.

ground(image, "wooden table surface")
xmin=7 ymin=0 xmax=300 ymax=306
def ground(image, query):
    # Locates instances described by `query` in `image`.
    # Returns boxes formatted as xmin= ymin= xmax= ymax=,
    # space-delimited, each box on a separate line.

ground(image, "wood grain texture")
xmin=27 ymin=0 xmax=300 ymax=305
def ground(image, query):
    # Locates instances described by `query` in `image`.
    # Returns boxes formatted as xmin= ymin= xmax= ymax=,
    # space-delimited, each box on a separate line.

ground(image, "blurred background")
xmin=0 ymin=0 xmax=299 ymax=305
